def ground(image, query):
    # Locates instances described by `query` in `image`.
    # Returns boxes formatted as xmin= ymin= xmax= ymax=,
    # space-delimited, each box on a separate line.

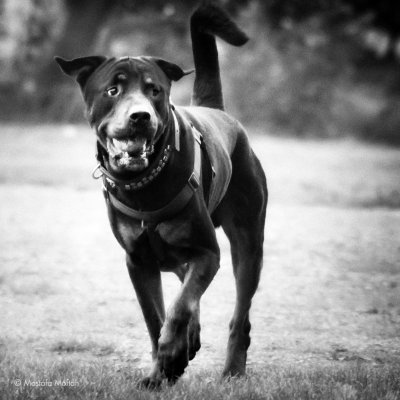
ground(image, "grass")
xmin=1 ymin=352 xmax=399 ymax=400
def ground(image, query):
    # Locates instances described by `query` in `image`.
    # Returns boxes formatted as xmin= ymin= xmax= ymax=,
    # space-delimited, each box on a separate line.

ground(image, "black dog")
xmin=56 ymin=2 xmax=267 ymax=388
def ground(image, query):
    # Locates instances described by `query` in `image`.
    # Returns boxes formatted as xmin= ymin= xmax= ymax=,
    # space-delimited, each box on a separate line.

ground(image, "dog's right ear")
xmin=54 ymin=56 xmax=107 ymax=89
xmin=151 ymin=58 xmax=194 ymax=82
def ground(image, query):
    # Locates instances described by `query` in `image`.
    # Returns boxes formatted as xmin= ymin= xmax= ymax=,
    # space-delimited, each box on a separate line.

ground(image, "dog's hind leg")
xmin=216 ymin=139 xmax=268 ymax=377
xmin=126 ymin=253 xmax=165 ymax=389
xmin=222 ymin=224 xmax=264 ymax=377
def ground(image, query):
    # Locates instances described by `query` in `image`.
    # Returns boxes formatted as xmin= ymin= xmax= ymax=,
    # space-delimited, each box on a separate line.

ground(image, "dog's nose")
xmin=129 ymin=111 xmax=150 ymax=124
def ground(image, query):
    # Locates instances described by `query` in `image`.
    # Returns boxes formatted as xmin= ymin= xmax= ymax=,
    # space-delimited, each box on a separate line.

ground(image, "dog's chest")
xmin=113 ymin=215 xmax=193 ymax=267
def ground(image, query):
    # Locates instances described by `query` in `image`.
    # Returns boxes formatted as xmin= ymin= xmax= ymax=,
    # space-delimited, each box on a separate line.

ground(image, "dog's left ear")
xmin=54 ymin=56 xmax=108 ymax=89
xmin=151 ymin=58 xmax=194 ymax=81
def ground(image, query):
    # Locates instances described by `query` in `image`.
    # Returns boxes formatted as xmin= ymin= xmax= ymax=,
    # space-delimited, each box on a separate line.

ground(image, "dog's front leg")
xmin=126 ymin=253 xmax=165 ymax=389
xmin=158 ymin=249 xmax=220 ymax=382
xmin=173 ymin=265 xmax=201 ymax=361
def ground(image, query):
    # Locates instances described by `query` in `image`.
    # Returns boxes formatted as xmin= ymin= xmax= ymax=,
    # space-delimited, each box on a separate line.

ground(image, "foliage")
xmin=262 ymin=0 xmax=400 ymax=62
xmin=263 ymin=0 xmax=400 ymax=36
xmin=221 ymin=2 xmax=400 ymax=143
xmin=0 ymin=0 xmax=64 ymax=85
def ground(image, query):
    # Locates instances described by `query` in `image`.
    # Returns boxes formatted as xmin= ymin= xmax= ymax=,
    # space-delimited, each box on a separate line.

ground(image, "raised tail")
xmin=190 ymin=2 xmax=249 ymax=110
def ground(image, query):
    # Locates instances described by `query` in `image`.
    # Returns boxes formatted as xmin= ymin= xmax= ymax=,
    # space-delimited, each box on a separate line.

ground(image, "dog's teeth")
xmin=112 ymin=138 xmax=126 ymax=151
xmin=107 ymin=137 xmax=149 ymax=163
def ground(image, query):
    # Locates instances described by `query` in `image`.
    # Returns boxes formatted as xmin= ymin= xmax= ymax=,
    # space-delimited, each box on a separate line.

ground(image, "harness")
xmin=92 ymin=108 xmax=203 ymax=225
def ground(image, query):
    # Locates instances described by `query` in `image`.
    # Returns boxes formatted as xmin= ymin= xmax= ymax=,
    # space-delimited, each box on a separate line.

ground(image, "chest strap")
xmin=104 ymin=125 xmax=202 ymax=223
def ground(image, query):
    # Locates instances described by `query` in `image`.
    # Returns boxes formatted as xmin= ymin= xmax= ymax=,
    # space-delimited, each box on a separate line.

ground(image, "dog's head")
xmin=55 ymin=56 xmax=192 ymax=174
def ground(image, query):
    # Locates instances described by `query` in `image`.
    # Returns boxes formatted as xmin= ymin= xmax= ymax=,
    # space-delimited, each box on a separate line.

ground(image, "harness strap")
xmin=172 ymin=107 xmax=180 ymax=152
xmin=105 ymin=124 xmax=202 ymax=223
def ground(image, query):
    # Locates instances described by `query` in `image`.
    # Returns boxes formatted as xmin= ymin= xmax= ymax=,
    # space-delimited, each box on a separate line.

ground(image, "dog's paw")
xmin=222 ymin=347 xmax=247 ymax=378
xmin=222 ymin=366 xmax=246 ymax=379
xmin=136 ymin=376 xmax=162 ymax=391
xmin=157 ymin=326 xmax=189 ymax=382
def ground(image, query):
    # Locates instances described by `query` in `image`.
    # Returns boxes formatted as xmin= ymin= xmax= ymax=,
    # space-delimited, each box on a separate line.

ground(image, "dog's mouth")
xmin=106 ymin=136 xmax=153 ymax=172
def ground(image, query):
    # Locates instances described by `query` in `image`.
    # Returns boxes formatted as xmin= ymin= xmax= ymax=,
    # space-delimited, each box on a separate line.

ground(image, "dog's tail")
xmin=190 ymin=2 xmax=248 ymax=110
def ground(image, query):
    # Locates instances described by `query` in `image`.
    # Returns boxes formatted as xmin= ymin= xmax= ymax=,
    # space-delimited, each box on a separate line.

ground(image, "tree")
xmin=262 ymin=0 xmax=400 ymax=60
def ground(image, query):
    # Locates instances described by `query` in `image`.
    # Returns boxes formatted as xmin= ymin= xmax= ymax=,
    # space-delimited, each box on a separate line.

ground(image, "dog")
xmin=55 ymin=2 xmax=267 ymax=389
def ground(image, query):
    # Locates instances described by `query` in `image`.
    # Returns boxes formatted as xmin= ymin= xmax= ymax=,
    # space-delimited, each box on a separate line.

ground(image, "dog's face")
xmin=56 ymin=56 xmax=191 ymax=174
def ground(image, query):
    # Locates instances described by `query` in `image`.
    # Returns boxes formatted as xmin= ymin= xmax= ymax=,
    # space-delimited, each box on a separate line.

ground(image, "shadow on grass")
xmin=51 ymin=340 xmax=115 ymax=357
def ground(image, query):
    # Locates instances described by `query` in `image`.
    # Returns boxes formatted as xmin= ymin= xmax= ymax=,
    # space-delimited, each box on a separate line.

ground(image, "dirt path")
xmin=0 ymin=125 xmax=399 ymax=374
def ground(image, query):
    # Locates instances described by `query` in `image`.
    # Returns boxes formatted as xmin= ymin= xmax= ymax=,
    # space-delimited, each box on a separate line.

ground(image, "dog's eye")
xmin=146 ymin=83 xmax=160 ymax=97
xmin=151 ymin=87 xmax=160 ymax=97
xmin=106 ymin=86 xmax=119 ymax=97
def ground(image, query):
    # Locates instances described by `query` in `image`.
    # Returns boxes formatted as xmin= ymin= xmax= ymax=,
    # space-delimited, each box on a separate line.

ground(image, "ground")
xmin=0 ymin=124 xmax=399 ymax=399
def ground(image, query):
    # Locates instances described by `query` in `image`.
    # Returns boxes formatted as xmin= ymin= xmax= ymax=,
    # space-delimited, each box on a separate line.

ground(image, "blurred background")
xmin=1 ymin=0 xmax=400 ymax=144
